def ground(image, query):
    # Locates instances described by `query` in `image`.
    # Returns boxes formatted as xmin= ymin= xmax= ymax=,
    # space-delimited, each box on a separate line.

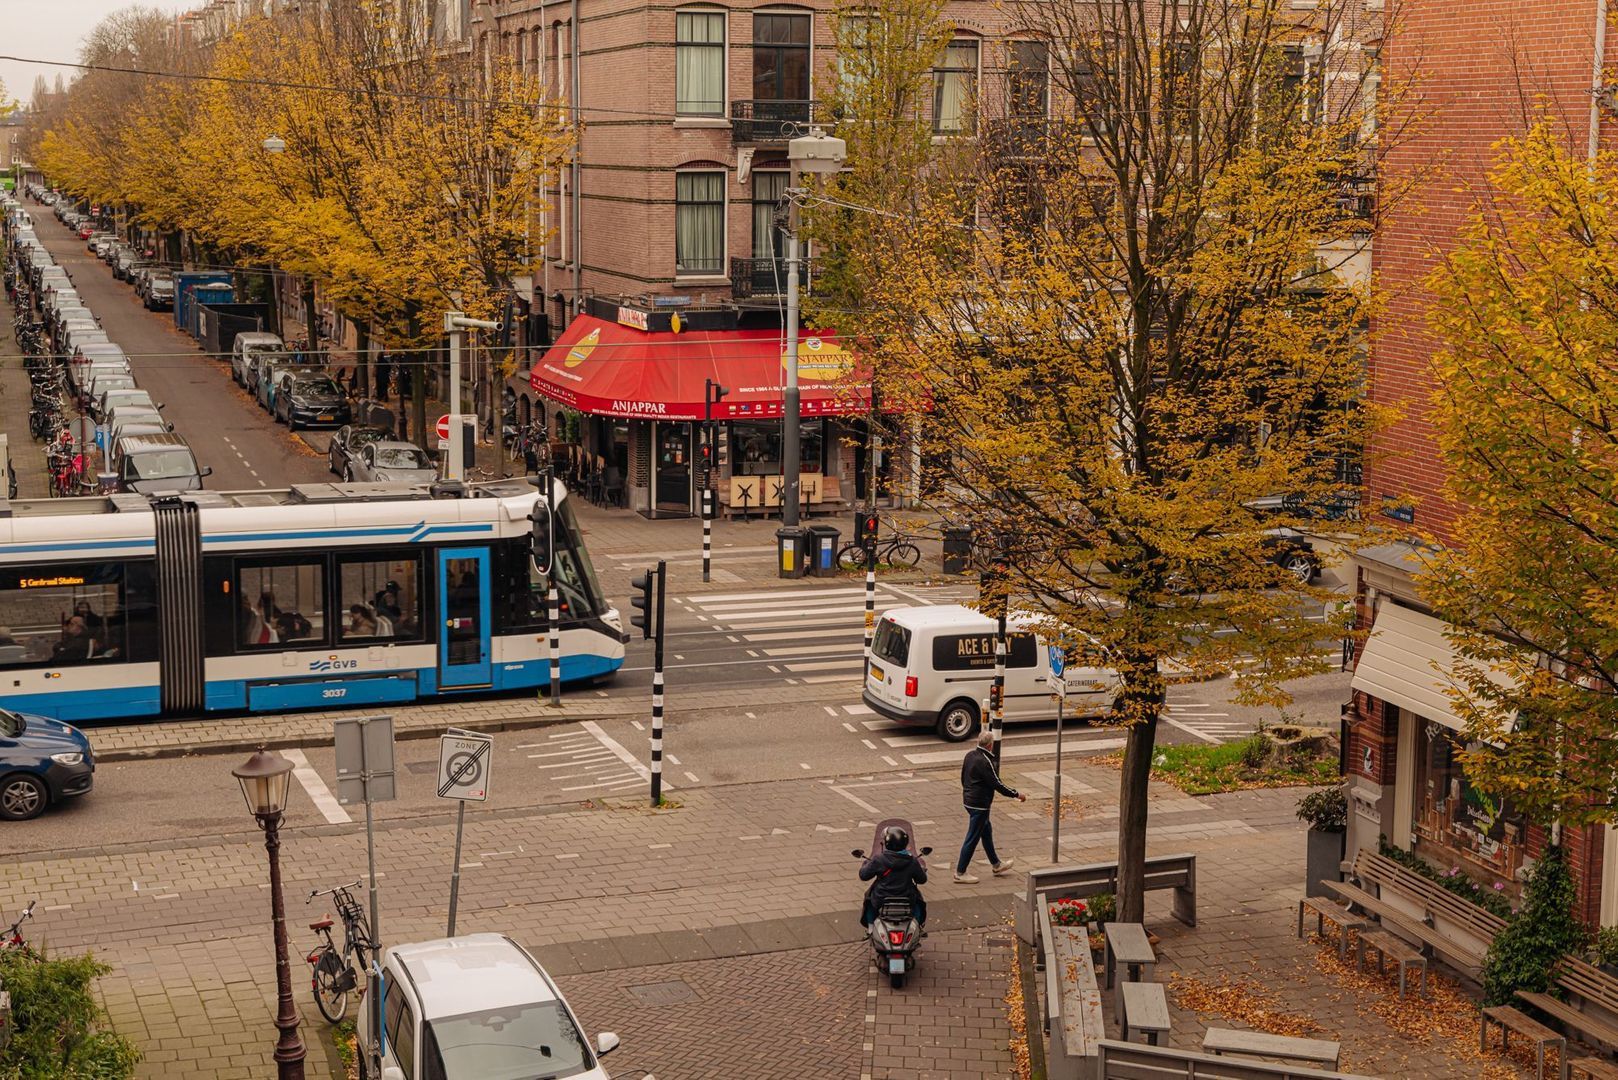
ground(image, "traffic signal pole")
xmin=862 ymin=513 xmax=877 ymax=659
xmin=547 ymin=464 xmax=561 ymax=706
xmin=631 ymin=563 xmax=668 ymax=806
xmin=701 ymin=380 xmax=727 ymax=583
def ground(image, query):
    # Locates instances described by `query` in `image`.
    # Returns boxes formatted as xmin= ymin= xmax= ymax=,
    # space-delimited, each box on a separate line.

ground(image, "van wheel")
xmin=936 ymin=700 xmax=980 ymax=742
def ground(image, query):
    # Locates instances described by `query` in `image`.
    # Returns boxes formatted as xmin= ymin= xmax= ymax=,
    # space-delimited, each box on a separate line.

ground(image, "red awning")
xmin=528 ymin=315 xmax=868 ymax=422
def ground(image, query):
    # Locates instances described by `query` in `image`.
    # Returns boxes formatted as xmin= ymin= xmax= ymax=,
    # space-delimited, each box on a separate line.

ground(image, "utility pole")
xmin=528 ymin=476 xmax=560 ymax=706
xmin=631 ymin=562 xmax=667 ymax=805
xmin=444 ymin=311 xmax=499 ymax=481
xmin=702 ymin=380 xmax=728 ymax=582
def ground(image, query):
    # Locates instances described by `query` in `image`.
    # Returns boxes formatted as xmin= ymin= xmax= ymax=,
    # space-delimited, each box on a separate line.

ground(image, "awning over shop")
xmin=1351 ymin=602 xmax=1479 ymax=733
xmin=528 ymin=315 xmax=869 ymax=422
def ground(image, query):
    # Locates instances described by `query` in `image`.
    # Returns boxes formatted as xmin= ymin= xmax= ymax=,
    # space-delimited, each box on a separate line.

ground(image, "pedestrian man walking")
xmin=954 ymin=728 xmax=1026 ymax=883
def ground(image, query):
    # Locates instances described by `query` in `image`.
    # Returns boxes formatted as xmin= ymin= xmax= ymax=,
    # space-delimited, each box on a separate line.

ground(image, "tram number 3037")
xmin=322 ymin=688 xmax=348 ymax=699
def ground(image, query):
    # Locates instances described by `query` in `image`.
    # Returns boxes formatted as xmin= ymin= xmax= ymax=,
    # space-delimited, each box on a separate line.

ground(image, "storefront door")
xmin=655 ymin=422 xmax=693 ymax=514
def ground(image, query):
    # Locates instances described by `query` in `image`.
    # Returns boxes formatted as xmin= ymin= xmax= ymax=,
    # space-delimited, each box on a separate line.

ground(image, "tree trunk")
xmin=412 ymin=360 xmax=428 ymax=452
xmin=1115 ymin=657 xmax=1165 ymax=923
xmin=355 ymin=322 xmax=369 ymax=411
xmin=301 ymin=280 xmax=318 ymax=348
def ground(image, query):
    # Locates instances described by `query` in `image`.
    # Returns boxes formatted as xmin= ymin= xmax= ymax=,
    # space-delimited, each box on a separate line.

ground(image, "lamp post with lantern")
xmin=233 ymin=748 xmax=306 ymax=1080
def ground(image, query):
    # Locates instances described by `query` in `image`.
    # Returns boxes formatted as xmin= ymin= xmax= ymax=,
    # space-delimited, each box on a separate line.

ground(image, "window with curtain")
xmin=675 ymin=171 xmax=726 ymax=274
xmin=933 ymin=39 xmax=978 ymax=134
xmin=676 ymin=11 xmax=726 ymax=115
xmin=1007 ymin=41 xmax=1048 ymax=119
xmin=837 ymin=15 xmax=877 ymax=97
xmin=752 ymin=13 xmax=811 ymax=101
xmin=751 ymin=171 xmax=787 ymax=260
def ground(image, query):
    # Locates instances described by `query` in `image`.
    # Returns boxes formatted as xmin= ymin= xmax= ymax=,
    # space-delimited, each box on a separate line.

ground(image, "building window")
xmin=1007 ymin=41 xmax=1048 ymax=119
xmin=676 ymin=11 xmax=726 ymax=116
xmin=837 ymin=15 xmax=877 ymax=96
xmin=933 ymin=38 xmax=978 ymax=134
xmin=1281 ymin=44 xmax=1320 ymax=126
xmin=1412 ymin=718 xmax=1527 ymax=893
xmin=751 ymin=170 xmax=787 ymax=260
xmin=236 ymin=559 xmax=325 ymax=647
xmin=752 ymin=13 xmax=811 ymax=102
xmin=675 ymin=171 xmax=726 ymax=275
xmin=730 ymin=419 xmax=824 ymax=475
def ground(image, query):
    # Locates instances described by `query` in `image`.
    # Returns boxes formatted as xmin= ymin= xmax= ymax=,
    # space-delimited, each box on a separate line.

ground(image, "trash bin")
xmin=808 ymin=524 xmax=841 ymax=577
xmin=942 ymin=525 xmax=973 ymax=575
xmin=776 ymin=526 xmax=808 ymax=579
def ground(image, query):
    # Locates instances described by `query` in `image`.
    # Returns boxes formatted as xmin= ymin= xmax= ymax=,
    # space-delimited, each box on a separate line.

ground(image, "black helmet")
xmin=882 ymin=826 xmax=910 ymax=852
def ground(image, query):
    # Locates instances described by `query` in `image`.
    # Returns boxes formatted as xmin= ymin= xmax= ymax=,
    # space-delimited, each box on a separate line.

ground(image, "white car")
xmin=358 ymin=933 xmax=620 ymax=1080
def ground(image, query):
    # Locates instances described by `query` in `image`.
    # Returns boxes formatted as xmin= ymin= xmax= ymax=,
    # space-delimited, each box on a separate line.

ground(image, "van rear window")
xmin=871 ymin=619 xmax=911 ymax=666
xmin=932 ymin=632 xmax=1038 ymax=671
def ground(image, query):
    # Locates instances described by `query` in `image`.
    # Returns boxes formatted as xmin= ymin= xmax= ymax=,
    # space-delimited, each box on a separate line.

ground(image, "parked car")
xmin=113 ymin=248 xmax=143 ymax=281
xmin=95 ymin=388 xmax=159 ymax=422
xmin=75 ymin=224 xmax=94 ymax=240
xmin=113 ymin=433 xmax=209 ymax=494
xmin=346 ymin=440 xmax=435 ymax=484
xmin=257 ymin=359 xmax=320 ymax=413
xmin=143 ymin=270 xmax=175 ymax=311
xmin=1260 ymin=528 xmax=1321 ymax=584
xmin=231 ymin=332 xmax=284 ymax=386
xmin=328 ymin=424 xmax=389 ymax=477
xmin=357 ymin=934 xmax=620 ymax=1080
xmin=863 ymin=604 xmax=1120 ymax=741
xmin=273 ymin=371 xmax=349 ymax=430
xmin=0 ymin=709 xmax=95 ymax=821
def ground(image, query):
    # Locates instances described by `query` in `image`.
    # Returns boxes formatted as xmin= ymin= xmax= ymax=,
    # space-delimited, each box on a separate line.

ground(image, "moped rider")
xmin=859 ymin=825 xmax=928 ymax=928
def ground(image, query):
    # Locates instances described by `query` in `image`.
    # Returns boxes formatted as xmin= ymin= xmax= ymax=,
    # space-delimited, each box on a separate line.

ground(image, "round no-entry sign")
xmin=435 ymin=414 xmax=451 ymax=441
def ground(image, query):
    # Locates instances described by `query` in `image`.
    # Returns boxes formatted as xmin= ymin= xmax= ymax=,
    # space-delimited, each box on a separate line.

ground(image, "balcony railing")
xmin=730 ymin=100 xmax=821 ymax=143
xmin=730 ymin=256 xmax=818 ymax=299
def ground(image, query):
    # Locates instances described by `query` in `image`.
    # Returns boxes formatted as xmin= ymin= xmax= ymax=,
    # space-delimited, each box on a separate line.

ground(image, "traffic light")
xmin=855 ymin=511 xmax=879 ymax=548
xmin=630 ymin=569 xmax=655 ymax=640
xmin=528 ymin=498 xmax=551 ymax=576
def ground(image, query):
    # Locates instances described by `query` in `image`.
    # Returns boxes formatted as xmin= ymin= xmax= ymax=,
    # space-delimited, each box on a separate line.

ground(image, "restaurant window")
xmin=338 ymin=555 xmax=420 ymax=642
xmin=933 ymin=38 xmax=978 ymax=134
xmin=1007 ymin=41 xmax=1048 ymax=119
xmin=236 ymin=558 xmax=325 ymax=648
xmin=730 ymin=419 xmax=825 ymax=475
xmin=675 ymin=171 xmax=726 ymax=275
xmin=752 ymin=170 xmax=787 ymax=261
xmin=676 ymin=10 xmax=726 ymax=115
xmin=0 ymin=561 xmax=154 ymax=667
xmin=752 ymin=13 xmax=811 ymax=102
xmin=1412 ymin=715 xmax=1527 ymax=892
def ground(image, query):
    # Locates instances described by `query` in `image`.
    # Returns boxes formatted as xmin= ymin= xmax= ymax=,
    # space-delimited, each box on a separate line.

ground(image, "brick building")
xmin=1344 ymin=0 xmax=1615 ymax=924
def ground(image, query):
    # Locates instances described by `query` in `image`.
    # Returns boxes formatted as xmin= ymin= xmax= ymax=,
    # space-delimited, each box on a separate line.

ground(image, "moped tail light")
xmin=887 ymin=930 xmax=906 ymax=946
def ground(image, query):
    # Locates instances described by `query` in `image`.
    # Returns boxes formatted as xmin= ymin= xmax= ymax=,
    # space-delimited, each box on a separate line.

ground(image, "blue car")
xmin=0 ymin=709 xmax=94 ymax=820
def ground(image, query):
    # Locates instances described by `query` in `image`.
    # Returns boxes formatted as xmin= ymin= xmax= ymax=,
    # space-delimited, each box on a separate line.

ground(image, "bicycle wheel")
xmin=837 ymin=543 xmax=867 ymax=573
xmin=311 ymin=949 xmax=350 ymax=1023
xmin=889 ymin=543 xmax=922 ymax=569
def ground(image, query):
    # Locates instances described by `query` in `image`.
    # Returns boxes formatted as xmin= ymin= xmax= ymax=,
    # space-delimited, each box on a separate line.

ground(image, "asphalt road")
xmin=25 ymin=207 xmax=329 ymax=490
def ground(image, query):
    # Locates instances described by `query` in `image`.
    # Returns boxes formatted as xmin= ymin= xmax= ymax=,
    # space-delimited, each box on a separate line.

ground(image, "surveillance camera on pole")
xmin=441 ymin=311 xmax=501 ymax=483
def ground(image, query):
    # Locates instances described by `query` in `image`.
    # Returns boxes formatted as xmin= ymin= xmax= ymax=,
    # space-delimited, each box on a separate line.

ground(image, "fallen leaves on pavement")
xmin=1168 ymin=972 xmax=1324 ymax=1037
xmin=1005 ymin=940 xmax=1032 ymax=1080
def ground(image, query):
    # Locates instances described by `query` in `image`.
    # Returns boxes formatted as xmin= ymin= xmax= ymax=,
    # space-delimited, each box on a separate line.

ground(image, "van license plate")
xmin=868 ymin=664 xmax=884 ymax=682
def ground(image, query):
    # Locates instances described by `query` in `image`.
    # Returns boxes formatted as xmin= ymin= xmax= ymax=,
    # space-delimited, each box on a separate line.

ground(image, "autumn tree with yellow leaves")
xmin=830 ymin=0 xmax=1390 ymax=919
xmin=29 ymin=0 xmax=571 ymax=442
xmin=1423 ymin=122 xmax=1618 ymax=832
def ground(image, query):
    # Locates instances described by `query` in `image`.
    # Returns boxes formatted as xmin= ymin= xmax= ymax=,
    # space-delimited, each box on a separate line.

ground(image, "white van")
xmin=231 ymin=332 xmax=284 ymax=386
xmin=862 ymin=604 xmax=1120 ymax=741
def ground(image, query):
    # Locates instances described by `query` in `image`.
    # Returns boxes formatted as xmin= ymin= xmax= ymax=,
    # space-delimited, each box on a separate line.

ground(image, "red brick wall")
xmin=1370 ymin=0 xmax=1604 ymax=544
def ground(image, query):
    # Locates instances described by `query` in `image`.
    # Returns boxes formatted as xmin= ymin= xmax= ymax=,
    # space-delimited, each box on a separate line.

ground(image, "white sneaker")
xmin=953 ymin=871 xmax=979 ymax=884
xmin=992 ymin=858 xmax=1017 ymax=876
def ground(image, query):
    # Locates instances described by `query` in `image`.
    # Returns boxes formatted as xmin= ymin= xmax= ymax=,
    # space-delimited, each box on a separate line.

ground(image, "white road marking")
xmin=799 ymin=762 xmax=811 ymax=769
xmin=630 ymin=720 xmax=644 ymax=731
xmin=666 ymin=753 xmax=681 ymax=765
xmin=843 ymin=722 xmax=858 ymax=733
xmin=800 ymin=673 xmax=862 ymax=683
xmin=1164 ymin=717 xmax=1222 ymax=745
xmin=902 ymin=739 xmax=1127 ymax=765
xmin=684 ymin=771 xmax=700 ymax=783
xmin=881 ymin=755 xmax=898 ymax=766
xmin=740 ymin=626 xmax=860 ymax=642
xmin=843 ymin=703 xmax=875 ymax=715
xmin=690 ymin=585 xmax=873 ymax=603
xmin=527 ymin=746 xmax=615 ymax=759
xmin=283 ymin=748 xmax=350 ymax=825
xmin=823 ymin=705 xmax=839 ymax=716
xmin=580 ymin=719 xmax=666 ymax=789
xmin=862 ymin=739 xmax=877 ymax=749
xmin=783 ymin=658 xmax=862 ymax=672
xmin=766 ymin=643 xmax=860 ymax=658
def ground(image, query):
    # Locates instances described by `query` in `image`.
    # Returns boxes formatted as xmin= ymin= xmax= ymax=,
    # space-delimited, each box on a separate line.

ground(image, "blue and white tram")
xmin=0 ymin=481 xmax=624 ymax=721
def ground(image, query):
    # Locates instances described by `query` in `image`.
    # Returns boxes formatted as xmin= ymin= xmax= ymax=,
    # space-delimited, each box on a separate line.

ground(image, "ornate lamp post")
xmin=233 ymin=748 xmax=305 ymax=1080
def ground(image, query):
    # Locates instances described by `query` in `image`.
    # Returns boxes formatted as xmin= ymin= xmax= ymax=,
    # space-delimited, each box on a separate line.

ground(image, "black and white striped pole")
xmin=527 ymin=477 xmax=561 ymax=706
xmin=631 ymin=561 xmax=667 ymax=805
xmin=984 ymin=535 xmax=1010 ymax=764
xmin=702 ymin=381 xmax=727 ymax=584
xmin=860 ymin=510 xmax=878 ymax=659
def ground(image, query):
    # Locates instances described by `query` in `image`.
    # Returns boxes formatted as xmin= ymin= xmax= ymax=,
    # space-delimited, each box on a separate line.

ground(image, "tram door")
xmin=437 ymin=548 xmax=492 ymax=688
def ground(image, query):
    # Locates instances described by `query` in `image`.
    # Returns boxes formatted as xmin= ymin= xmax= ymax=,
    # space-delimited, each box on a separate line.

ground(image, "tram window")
xmin=0 ymin=563 xmax=130 ymax=666
xmin=338 ymin=557 xmax=420 ymax=641
xmin=236 ymin=560 xmax=325 ymax=647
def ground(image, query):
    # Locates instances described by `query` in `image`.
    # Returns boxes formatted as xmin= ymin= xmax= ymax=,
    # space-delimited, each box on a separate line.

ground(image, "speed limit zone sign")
xmin=437 ymin=732 xmax=493 ymax=802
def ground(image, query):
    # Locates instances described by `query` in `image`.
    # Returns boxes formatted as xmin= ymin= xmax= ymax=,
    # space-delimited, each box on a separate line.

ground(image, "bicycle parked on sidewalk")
xmin=836 ymin=527 xmax=922 ymax=572
xmin=305 ymin=880 xmax=374 ymax=1023
xmin=3 ymin=899 xmax=36 ymax=950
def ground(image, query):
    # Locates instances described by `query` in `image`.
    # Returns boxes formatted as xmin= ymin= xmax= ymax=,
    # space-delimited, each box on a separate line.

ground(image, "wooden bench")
xmin=1481 ymin=1005 xmax=1566 ymax=1080
xmin=1518 ymin=956 xmax=1618 ymax=1058
xmin=1097 ymin=1040 xmax=1378 ymax=1079
xmin=1018 ymin=853 xmax=1197 ymax=951
xmin=1103 ymin=921 xmax=1157 ymax=1017
xmin=1347 ymin=850 xmax=1507 ymax=976
xmin=1296 ymin=895 xmax=1368 ymax=959
xmin=1569 ymin=1058 xmax=1618 ymax=1080
xmin=1357 ymin=928 xmax=1427 ymax=999
xmin=1119 ymin=981 xmax=1169 ymax=1046
xmin=1038 ymin=892 xmax=1105 ymax=1080
xmin=1203 ymin=1028 xmax=1342 ymax=1068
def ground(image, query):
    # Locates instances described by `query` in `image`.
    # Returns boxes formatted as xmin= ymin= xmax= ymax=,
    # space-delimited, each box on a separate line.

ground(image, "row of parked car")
xmin=51 ymin=199 xmax=176 ymax=311
xmin=13 ymin=186 xmax=210 ymax=494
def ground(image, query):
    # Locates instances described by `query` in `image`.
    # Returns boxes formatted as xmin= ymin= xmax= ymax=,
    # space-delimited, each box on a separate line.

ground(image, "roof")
xmin=116 ymin=433 xmax=193 ymax=454
xmin=880 ymin=604 xmax=994 ymax=631
xmin=235 ymin=332 xmax=282 ymax=345
xmin=391 ymin=934 xmax=558 ymax=1021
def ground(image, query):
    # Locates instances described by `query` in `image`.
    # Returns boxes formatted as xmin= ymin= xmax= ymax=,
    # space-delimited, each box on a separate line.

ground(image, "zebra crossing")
xmin=514 ymin=722 xmax=663 ymax=796
xmin=836 ymin=696 xmax=1254 ymax=769
xmin=677 ymin=584 xmax=966 ymax=685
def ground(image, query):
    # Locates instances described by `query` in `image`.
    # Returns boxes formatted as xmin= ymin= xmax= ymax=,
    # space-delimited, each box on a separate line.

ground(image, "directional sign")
xmin=437 ymin=732 xmax=493 ymax=802
xmin=1047 ymin=643 xmax=1067 ymax=696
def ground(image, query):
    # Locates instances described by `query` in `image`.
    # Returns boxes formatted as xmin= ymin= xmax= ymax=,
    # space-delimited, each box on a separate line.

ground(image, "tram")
xmin=0 ymin=480 xmax=624 ymax=721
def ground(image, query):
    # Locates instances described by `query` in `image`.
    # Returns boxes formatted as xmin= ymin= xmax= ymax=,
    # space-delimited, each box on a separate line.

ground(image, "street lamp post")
xmin=779 ymin=129 xmax=846 ymax=527
xmin=261 ymin=136 xmax=286 ymax=340
xmin=233 ymin=749 xmax=305 ymax=1080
